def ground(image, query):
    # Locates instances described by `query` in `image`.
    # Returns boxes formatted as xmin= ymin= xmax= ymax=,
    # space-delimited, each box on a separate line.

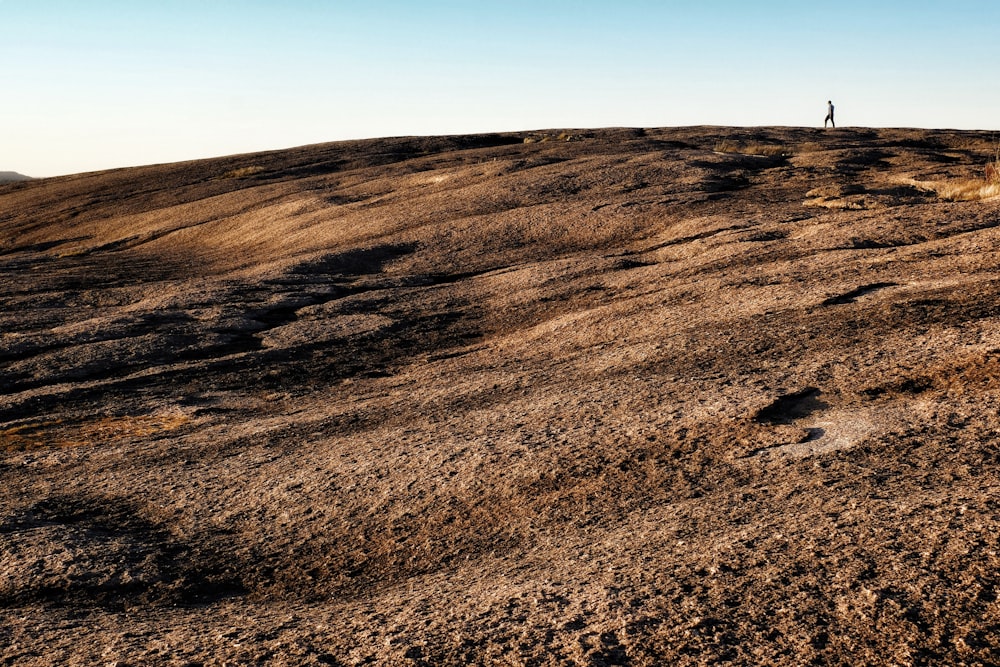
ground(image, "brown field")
xmin=2 ymin=126 xmax=1000 ymax=665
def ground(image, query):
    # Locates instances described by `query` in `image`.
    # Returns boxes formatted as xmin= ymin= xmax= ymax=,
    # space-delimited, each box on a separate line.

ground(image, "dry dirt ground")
xmin=2 ymin=126 xmax=1000 ymax=665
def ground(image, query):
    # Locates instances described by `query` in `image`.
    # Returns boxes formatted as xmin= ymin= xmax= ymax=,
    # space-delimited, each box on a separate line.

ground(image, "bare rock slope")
xmin=2 ymin=127 xmax=1000 ymax=665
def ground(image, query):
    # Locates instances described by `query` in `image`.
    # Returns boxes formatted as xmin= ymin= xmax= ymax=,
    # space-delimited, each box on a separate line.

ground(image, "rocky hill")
xmin=2 ymin=126 xmax=1000 ymax=665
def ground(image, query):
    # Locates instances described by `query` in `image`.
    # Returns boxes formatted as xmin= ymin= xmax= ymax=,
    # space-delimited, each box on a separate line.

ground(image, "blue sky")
xmin=3 ymin=1 xmax=999 ymax=177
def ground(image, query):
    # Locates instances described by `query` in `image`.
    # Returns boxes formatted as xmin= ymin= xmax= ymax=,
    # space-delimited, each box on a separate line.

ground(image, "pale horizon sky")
xmin=3 ymin=1 xmax=999 ymax=177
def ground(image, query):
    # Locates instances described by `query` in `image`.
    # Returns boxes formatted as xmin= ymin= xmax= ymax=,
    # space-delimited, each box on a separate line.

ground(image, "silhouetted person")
xmin=824 ymin=100 xmax=835 ymax=128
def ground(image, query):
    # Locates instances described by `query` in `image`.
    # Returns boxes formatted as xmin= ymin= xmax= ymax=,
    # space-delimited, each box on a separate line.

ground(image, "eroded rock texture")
xmin=2 ymin=127 xmax=1000 ymax=665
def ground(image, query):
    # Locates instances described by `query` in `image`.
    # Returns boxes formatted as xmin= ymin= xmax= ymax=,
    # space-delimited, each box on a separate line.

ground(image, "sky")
xmin=2 ymin=0 xmax=999 ymax=177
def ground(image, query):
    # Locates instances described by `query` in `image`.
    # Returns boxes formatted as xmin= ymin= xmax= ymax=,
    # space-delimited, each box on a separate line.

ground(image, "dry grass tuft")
xmin=986 ymin=162 xmax=1000 ymax=184
xmin=524 ymin=133 xmax=574 ymax=144
xmin=714 ymin=140 xmax=789 ymax=157
xmin=934 ymin=180 xmax=1000 ymax=201
xmin=803 ymin=197 xmax=871 ymax=210
xmin=985 ymin=146 xmax=1000 ymax=185
xmin=902 ymin=177 xmax=1000 ymax=202
xmin=221 ymin=165 xmax=266 ymax=179
xmin=892 ymin=143 xmax=1000 ymax=201
xmin=55 ymin=248 xmax=90 ymax=258
xmin=0 ymin=413 xmax=191 ymax=452
xmin=794 ymin=142 xmax=824 ymax=154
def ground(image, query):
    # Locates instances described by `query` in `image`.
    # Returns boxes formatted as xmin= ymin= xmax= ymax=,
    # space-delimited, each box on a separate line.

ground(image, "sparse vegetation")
xmin=221 ymin=165 xmax=266 ymax=179
xmin=55 ymin=247 xmax=91 ymax=258
xmin=901 ymin=170 xmax=1000 ymax=202
xmin=0 ymin=413 xmax=190 ymax=452
xmin=891 ymin=142 xmax=1000 ymax=202
xmin=917 ymin=179 xmax=1000 ymax=201
xmin=803 ymin=195 xmax=873 ymax=210
xmin=986 ymin=144 xmax=1000 ymax=185
xmin=714 ymin=140 xmax=789 ymax=157
xmin=794 ymin=141 xmax=824 ymax=154
xmin=524 ymin=132 xmax=574 ymax=144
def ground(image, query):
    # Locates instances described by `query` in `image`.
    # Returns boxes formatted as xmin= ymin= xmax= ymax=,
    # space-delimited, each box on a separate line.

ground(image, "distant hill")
xmin=0 ymin=171 xmax=31 ymax=183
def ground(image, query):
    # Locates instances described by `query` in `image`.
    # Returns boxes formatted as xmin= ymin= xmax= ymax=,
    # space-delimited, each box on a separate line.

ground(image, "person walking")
xmin=824 ymin=100 xmax=835 ymax=128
